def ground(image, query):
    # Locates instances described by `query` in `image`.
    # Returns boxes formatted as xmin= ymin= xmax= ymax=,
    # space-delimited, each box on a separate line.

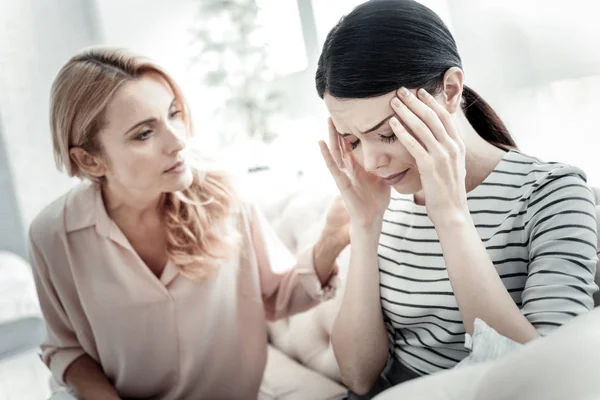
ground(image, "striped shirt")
xmin=378 ymin=149 xmax=598 ymax=375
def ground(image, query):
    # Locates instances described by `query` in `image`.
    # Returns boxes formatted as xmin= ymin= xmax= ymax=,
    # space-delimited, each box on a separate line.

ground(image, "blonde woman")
xmin=30 ymin=46 xmax=348 ymax=400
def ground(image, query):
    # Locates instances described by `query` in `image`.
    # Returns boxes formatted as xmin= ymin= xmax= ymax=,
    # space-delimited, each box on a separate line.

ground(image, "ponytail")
xmin=462 ymin=85 xmax=517 ymax=149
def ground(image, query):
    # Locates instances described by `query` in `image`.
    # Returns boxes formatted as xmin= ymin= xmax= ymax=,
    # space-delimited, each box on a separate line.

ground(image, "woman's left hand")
xmin=389 ymin=87 xmax=469 ymax=227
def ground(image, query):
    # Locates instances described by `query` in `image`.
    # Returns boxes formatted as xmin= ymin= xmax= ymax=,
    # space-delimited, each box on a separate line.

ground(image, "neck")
xmin=101 ymin=182 xmax=165 ymax=226
xmin=458 ymin=110 xmax=507 ymax=193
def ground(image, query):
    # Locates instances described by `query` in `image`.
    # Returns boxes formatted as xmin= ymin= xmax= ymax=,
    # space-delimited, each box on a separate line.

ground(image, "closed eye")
xmin=380 ymin=133 xmax=397 ymax=144
xmin=349 ymin=138 xmax=360 ymax=150
xmin=347 ymin=133 xmax=397 ymax=151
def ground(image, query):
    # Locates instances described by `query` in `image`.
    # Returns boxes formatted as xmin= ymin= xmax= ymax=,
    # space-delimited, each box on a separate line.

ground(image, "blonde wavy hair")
xmin=50 ymin=46 xmax=238 ymax=281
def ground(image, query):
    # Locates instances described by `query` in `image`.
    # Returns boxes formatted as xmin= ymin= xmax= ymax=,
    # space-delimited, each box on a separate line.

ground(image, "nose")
xmin=362 ymin=144 xmax=388 ymax=173
xmin=164 ymin=125 xmax=186 ymax=154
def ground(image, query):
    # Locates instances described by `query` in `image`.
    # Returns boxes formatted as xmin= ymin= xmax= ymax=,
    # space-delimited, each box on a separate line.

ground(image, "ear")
xmin=441 ymin=67 xmax=464 ymax=114
xmin=69 ymin=147 xmax=106 ymax=178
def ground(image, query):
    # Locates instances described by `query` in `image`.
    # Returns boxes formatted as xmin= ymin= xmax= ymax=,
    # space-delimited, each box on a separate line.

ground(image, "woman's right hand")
xmin=319 ymin=118 xmax=391 ymax=230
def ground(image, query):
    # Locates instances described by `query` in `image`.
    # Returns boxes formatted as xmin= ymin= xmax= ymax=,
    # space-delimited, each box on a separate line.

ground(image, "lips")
xmin=164 ymin=161 xmax=183 ymax=173
xmin=382 ymin=169 xmax=409 ymax=185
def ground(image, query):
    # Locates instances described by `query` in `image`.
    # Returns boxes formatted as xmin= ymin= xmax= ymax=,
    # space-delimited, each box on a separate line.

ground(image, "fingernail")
xmin=390 ymin=117 xmax=399 ymax=127
xmin=391 ymin=98 xmax=401 ymax=107
xmin=418 ymin=88 xmax=429 ymax=98
xmin=399 ymin=87 xmax=410 ymax=98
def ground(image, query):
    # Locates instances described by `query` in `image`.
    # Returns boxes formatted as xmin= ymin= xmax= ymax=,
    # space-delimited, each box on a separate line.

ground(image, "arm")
xmin=439 ymin=174 xmax=597 ymax=344
xmin=313 ymin=195 xmax=351 ymax=285
xmin=249 ymin=204 xmax=345 ymax=320
xmin=519 ymin=175 xmax=597 ymax=333
xmin=318 ymin=117 xmax=394 ymax=395
xmin=331 ymin=221 xmax=390 ymax=395
xmin=436 ymin=214 xmax=538 ymax=341
xmin=64 ymin=355 xmax=120 ymax=400
xmin=28 ymin=232 xmax=119 ymax=399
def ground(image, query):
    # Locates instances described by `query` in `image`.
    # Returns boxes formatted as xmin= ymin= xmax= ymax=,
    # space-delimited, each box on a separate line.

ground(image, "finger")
xmin=319 ymin=141 xmax=352 ymax=192
xmin=392 ymin=125 xmax=432 ymax=173
xmin=339 ymin=137 xmax=357 ymax=174
xmin=337 ymin=134 xmax=350 ymax=171
xmin=416 ymin=88 xmax=461 ymax=144
xmin=328 ymin=118 xmax=344 ymax=167
xmin=391 ymin=88 xmax=441 ymax=152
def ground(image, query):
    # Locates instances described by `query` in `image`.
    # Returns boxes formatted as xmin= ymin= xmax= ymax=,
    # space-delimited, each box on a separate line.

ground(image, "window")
xmin=256 ymin=0 xmax=307 ymax=76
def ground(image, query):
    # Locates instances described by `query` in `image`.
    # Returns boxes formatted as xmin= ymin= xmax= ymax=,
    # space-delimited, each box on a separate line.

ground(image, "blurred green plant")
xmin=190 ymin=0 xmax=281 ymax=143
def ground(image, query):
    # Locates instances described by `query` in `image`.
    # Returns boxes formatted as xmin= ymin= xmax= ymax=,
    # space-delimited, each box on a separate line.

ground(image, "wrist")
xmin=313 ymin=232 xmax=347 ymax=284
xmin=350 ymin=222 xmax=383 ymax=249
xmin=433 ymin=209 xmax=472 ymax=234
xmin=351 ymin=217 xmax=383 ymax=235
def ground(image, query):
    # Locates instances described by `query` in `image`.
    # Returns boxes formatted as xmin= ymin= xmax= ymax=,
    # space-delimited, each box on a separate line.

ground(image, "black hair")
xmin=316 ymin=0 xmax=516 ymax=148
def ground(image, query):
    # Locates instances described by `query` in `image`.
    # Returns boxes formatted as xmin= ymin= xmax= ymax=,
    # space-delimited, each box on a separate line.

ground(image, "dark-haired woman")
xmin=316 ymin=0 xmax=598 ymax=398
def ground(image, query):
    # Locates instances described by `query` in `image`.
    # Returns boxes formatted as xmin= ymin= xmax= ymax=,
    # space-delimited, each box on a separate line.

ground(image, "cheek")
xmin=351 ymin=147 xmax=365 ymax=166
xmin=353 ymin=140 xmax=415 ymax=166
xmin=391 ymin=141 xmax=415 ymax=164
xmin=105 ymin=144 xmax=159 ymax=182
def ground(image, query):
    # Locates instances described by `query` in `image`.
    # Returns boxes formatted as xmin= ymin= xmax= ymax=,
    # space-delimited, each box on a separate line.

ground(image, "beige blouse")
xmin=29 ymin=182 xmax=336 ymax=399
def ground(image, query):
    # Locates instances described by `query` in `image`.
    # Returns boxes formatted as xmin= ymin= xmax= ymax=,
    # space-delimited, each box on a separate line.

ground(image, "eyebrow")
xmin=124 ymin=97 xmax=178 ymax=135
xmin=339 ymin=114 xmax=395 ymax=137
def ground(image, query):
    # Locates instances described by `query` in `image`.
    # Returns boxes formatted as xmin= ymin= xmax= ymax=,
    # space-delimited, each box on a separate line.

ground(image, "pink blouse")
xmin=29 ymin=182 xmax=336 ymax=399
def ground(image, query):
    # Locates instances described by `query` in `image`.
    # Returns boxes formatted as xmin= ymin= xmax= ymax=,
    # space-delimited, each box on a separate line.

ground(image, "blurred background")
xmin=2 ymin=0 xmax=600 ymax=260
xmin=1 ymin=0 xmax=600 ymax=398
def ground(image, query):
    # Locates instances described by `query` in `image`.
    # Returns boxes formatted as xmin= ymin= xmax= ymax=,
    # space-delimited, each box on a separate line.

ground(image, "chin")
xmin=164 ymin=168 xmax=194 ymax=192
xmin=392 ymin=174 xmax=422 ymax=194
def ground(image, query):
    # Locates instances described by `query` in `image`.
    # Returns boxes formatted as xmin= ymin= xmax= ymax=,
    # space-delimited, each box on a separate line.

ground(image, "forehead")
xmin=324 ymin=91 xmax=396 ymax=134
xmin=103 ymin=73 xmax=176 ymax=128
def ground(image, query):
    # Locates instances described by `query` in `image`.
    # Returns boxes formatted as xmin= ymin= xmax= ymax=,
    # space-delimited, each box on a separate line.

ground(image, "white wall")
xmin=447 ymin=0 xmax=600 ymax=186
xmin=0 ymin=0 xmax=100 ymax=251
xmin=92 ymin=0 xmax=318 ymax=154
xmin=0 ymin=114 xmax=26 ymax=257
xmin=1 ymin=0 xmax=598 ymax=247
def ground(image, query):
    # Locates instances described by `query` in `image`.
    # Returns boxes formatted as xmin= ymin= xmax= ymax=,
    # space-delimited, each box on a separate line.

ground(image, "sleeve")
xmin=247 ymin=204 xmax=338 ymax=321
xmin=29 ymin=230 xmax=86 ymax=385
xmin=521 ymin=172 xmax=598 ymax=336
xmin=459 ymin=171 xmax=598 ymax=366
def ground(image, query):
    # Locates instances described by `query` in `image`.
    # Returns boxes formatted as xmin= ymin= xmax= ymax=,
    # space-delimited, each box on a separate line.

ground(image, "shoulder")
xmin=520 ymin=153 xmax=595 ymax=207
xmin=500 ymin=149 xmax=583 ymax=180
xmin=504 ymin=153 xmax=596 ymax=237
xmin=29 ymin=181 xmax=96 ymax=247
xmin=503 ymin=150 xmax=593 ymax=204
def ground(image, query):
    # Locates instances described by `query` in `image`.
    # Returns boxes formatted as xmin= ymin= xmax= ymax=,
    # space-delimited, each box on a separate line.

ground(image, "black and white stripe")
xmin=379 ymin=150 xmax=598 ymax=375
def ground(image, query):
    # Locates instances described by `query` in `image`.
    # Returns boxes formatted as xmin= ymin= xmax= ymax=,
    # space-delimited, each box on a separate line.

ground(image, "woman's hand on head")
xmin=389 ymin=87 xmax=469 ymax=227
xmin=319 ymin=118 xmax=391 ymax=230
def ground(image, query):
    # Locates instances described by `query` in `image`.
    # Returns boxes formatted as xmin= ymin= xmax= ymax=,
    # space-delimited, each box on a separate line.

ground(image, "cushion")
xmin=260 ymin=345 xmax=346 ymax=400
xmin=266 ymin=189 xmax=348 ymax=384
